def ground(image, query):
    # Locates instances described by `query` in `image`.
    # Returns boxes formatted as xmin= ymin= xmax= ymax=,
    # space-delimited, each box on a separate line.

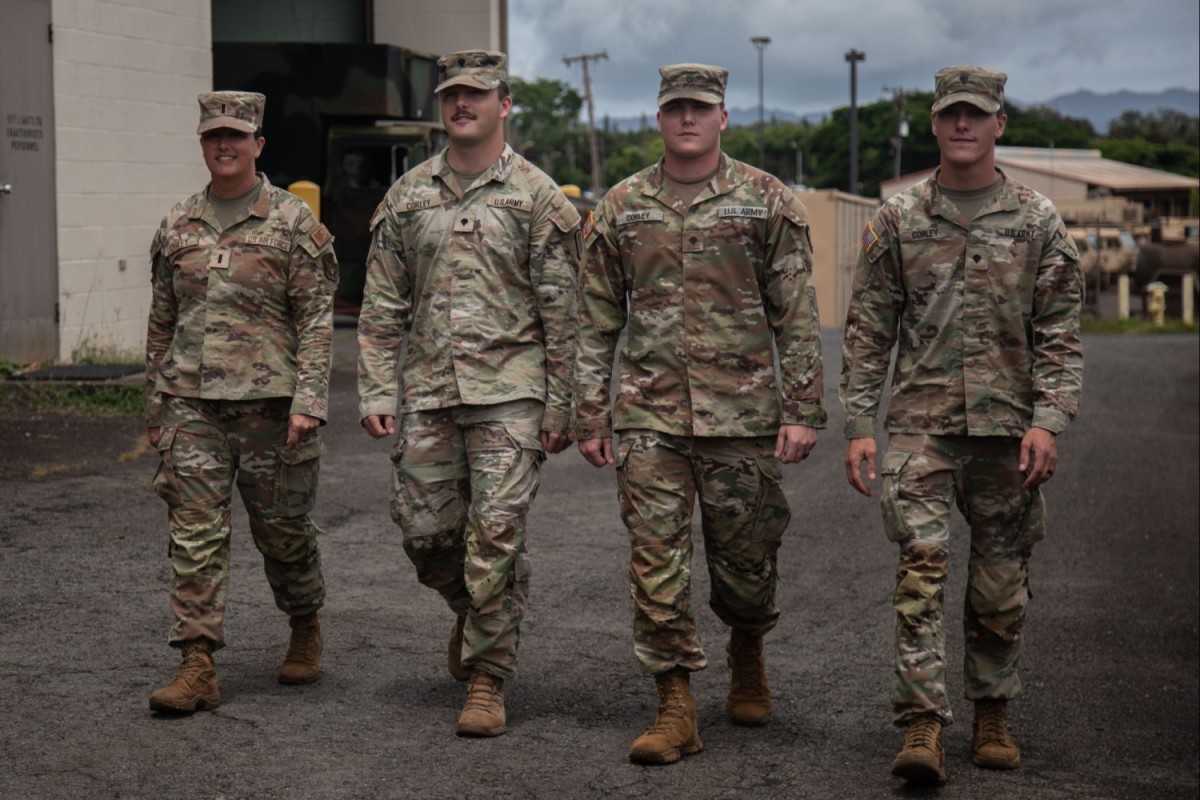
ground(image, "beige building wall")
xmin=375 ymin=0 xmax=505 ymax=54
xmin=797 ymin=190 xmax=878 ymax=327
xmin=51 ymin=0 xmax=211 ymax=361
xmin=38 ymin=1 xmax=505 ymax=365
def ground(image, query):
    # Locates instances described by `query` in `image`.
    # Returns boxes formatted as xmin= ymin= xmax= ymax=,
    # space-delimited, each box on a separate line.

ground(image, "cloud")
xmin=509 ymin=0 xmax=1199 ymax=121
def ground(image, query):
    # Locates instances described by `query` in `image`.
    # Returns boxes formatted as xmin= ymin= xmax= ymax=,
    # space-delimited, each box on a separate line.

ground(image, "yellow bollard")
xmin=288 ymin=180 xmax=321 ymax=219
xmin=1183 ymin=274 xmax=1195 ymax=325
xmin=1146 ymin=281 xmax=1168 ymax=326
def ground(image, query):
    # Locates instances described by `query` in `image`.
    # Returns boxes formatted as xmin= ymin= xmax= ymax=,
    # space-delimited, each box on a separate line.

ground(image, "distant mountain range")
xmin=602 ymin=88 xmax=1200 ymax=135
xmin=1033 ymin=88 xmax=1199 ymax=133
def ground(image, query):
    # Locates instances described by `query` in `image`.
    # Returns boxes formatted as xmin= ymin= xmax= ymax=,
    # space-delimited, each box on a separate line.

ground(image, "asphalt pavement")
xmin=1 ymin=328 xmax=1197 ymax=800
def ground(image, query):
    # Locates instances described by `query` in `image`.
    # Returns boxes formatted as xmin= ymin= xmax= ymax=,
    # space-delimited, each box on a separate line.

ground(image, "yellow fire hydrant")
xmin=1146 ymin=281 xmax=1168 ymax=326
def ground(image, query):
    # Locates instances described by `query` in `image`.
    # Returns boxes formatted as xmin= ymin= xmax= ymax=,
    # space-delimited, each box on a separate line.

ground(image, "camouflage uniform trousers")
xmin=153 ymin=395 xmax=326 ymax=649
xmin=616 ymin=430 xmax=792 ymax=676
xmin=390 ymin=399 xmax=546 ymax=681
xmin=879 ymin=433 xmax=1046 ymax=727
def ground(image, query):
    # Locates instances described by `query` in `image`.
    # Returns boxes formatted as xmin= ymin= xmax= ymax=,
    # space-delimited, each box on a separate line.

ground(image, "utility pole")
xmin=844 ymin=48 xmax=865 ymax=195
xmin=563 ymin=49 xmax=608 ymax=195
xmin=882 ymin=85 xmax=916 ymax=180
xmin=751 ymin=36 xmax=771 ymax=170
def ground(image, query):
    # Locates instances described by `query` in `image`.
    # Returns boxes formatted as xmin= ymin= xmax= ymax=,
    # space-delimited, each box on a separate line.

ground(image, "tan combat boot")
xmin=278 ymin=612 xmax=322 ymax=685
xmin=447 ymin=616 xmax=470 ymax=682
xmin=456 ymin=670 xmax=506 ymax=737
xmin=149 ymin=639 xmax=220 ymax=712
xmin=891 ymin=715 xmax=946 ymax=784
xmin=726 ymin=628 xmax=771 ymax=726
xmin=629 ymin=669 xmax=704 ymax=765
xmin=973 ymin=699 xmax=1021 ymax=769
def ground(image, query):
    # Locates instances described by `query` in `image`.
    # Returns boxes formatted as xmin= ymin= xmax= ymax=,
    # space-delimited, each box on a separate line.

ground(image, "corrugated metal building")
xmin=880 ymin=146 xmax=1198 ymax=220
xmin=796 ymin=189 xmax=878 ymax=328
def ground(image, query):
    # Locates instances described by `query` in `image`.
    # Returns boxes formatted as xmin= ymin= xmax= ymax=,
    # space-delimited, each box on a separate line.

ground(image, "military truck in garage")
xmin=213 ymin=42 xmax=446 ymax=315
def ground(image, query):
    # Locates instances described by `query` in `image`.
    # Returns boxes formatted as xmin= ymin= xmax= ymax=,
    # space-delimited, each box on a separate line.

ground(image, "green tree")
xmin=1098 ymin=109 xmax=1199 ymax=177
xmin=1108 ymin=109 xmax=1199 ymax=144
xmin=1004 ymin=105 xmax=1094 ymax=148
xmin=604 ymin=140 xmax=663 ymax=186
xmin=508 ymin=76 xmax=589 ymax=187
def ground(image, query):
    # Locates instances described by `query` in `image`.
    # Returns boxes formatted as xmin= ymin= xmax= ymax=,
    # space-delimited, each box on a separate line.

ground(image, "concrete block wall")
xmin=375 ymin=0 xmax=504 ymax=56
xmin=51 ymin=0 xmax=211 ymax=361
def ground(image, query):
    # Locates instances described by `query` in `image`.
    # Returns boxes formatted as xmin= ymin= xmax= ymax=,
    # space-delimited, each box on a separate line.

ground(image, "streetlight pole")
xmin=883 ymin=85 xmax=915 ymax=180
xmin=844 ymin=48 xmax=865 ymax=194
xmin=751 ymin=36 xmax=771 ymax=170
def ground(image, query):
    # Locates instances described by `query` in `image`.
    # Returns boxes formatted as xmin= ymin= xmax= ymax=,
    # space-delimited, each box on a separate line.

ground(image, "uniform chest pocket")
xmin=616 ymin=214 xmax=668 ymax=260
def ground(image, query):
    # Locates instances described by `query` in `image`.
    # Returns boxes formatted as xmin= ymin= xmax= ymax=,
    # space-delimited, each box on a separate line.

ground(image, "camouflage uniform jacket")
xmin=356 ymin=144 xmax=582 ymax=433
xmin=840 ymin=169 xmax=1083 ymax=439
xmin=573 ymin=153 xmax=826 ymax=439
xmin=145 ymin=174 xmax=338 ymax=426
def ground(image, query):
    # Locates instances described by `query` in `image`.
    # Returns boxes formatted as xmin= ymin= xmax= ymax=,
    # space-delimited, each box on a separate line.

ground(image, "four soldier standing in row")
xmin=144 ymin=52 xmax=1082 ymax=787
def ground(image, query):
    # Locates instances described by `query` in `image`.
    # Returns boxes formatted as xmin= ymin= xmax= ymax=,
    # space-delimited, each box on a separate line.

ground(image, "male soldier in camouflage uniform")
xmin=145 ymin=91 xmax=338 ymax=712
xmin=840 ymin=66 xmax=1084 ymax=784
xmin=573 ymin=64 xmax=826 ymax=765
xmin=357 ymin=51 xmax=581 ymax=737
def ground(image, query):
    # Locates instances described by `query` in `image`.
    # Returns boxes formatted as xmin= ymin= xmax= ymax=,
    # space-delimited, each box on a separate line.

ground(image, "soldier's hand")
xmin=1020 ymin=427 xmax=1057 ymax=489
xmin=362 ymin=414 xmax=395 ymax=439
xmin=776 ymin=424 xmax=817 ymax=464
xmin=541 ymin=430 xmax=570 ymax=454
xmin=577 ymin=437 xmax=614 ymax=468
xmin=287 ymin=413 xmax=321 ymax=447
xmin=845 ymin=437 xmax=877 ymax=496
xmin=147 ymin=426 xmax=161 ymax=448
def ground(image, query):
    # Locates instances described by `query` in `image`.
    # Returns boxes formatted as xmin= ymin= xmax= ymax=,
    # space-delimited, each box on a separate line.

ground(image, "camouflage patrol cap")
xmin=196 ymin=91 xmax=265 ymax=134
xmin=435 ymin=50 xmax=508 ymax=93
xmin=931 ymin=65 xmax=1007 ymax=114
xmin=657 ymin=63 xmax=728 ymax=107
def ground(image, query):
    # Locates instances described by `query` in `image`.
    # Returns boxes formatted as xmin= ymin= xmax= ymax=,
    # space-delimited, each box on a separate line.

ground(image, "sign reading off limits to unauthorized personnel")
xmin=6 ymin=114 xmax=44 ymax=152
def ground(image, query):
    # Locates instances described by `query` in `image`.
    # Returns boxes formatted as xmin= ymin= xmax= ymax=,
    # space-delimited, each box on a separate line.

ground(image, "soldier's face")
xmin=200 ymin=128 xmax=264 ymax=188
xmin=657 ymin=100 xmax=727 ymax=161
xmin=440 ymin=87 xmax=512 ymax=146
xmin=931 ymin=103 xmax=1006 ymax=169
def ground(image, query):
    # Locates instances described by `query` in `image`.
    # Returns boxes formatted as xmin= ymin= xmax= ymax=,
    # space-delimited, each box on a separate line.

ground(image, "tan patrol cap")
xmin=657 ymin=63 xmax=728 ymax=107
xmin=197 ymin=91 xmax=265 ymax=134
xmin=435 ymin=50 xmax=508 ymax=93
xmin=931 ymin=65 xmax=1006 ymax=114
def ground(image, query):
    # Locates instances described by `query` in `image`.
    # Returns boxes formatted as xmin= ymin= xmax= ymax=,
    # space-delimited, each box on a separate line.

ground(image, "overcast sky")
xmin=508 ymin=0 xmax=1200 ymax=121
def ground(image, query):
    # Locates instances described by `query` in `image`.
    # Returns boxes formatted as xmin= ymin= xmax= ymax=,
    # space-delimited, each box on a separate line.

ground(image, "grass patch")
xmin=1081 ymin=317 xmax=1199 ymax=334
xmin=1 ymin=383 xmax=143 ymax=416
xmin=71 ymin=340 xmax=143 ymax=365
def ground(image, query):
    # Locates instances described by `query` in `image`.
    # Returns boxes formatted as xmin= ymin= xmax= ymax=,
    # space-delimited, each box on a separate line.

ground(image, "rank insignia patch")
xmin=862 ymin=221 xmax=880 ymax=255
xmin=310 ymin=223 xmax=332 ymax=250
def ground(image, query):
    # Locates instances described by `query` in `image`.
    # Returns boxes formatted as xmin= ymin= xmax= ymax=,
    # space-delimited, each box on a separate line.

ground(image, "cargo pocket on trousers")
xmin=749 ymin=456 xmax=790 ymax=543
xmin=1014 ymin=488 xmax=1046 ymax=551
xmin=614 ymin=436 xmax=646 ymax=530
xmin=274 ymin=435 xmax=325 ymax=519
xmin=390 ymin=439 xmax=466 ymax=534
xmin=388 ymin=438 xmax=411 ymax=527
xmin=152 ymin=426 xmax=181 ymax=506
xmin=879 ymin=449 xmax=915 ymax=543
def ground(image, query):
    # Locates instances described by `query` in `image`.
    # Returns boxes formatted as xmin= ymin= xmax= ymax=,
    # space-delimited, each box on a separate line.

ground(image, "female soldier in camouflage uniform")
xmin=145 ymin=91 xmax=338 ymax=712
